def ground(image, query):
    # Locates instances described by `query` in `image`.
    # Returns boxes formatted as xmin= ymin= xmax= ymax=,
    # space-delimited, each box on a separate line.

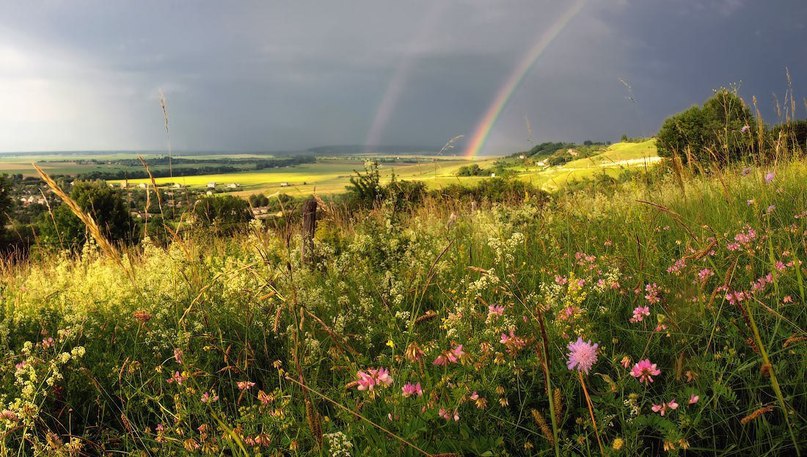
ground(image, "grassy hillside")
xmin=0 ymin=155 xmax=804 ymax=455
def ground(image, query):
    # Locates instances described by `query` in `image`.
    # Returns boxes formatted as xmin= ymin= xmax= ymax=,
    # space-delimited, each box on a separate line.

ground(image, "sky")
xmin=0 ymin=0 xmax=805 ymax=155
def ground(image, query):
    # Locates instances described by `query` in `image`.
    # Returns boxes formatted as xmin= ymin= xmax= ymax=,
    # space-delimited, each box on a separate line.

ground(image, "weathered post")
xmin=301 ymin=197 xmax=318 ymax=265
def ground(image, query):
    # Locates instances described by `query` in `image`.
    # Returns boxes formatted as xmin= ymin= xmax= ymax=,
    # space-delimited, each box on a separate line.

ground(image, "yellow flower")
xmin=386 ymin=340 xmax=395 ymax=349
xmin=612 ymin=437 xmax=624 ymax=450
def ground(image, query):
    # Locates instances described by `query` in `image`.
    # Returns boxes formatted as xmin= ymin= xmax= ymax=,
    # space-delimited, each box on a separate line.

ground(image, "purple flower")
xmin=765 ymin=171 xmax=775 ymax=184
xmin=566 ymin=337 xmax=599 ymax=374
xmin=740 ymin=124 xmax=751 ymax=133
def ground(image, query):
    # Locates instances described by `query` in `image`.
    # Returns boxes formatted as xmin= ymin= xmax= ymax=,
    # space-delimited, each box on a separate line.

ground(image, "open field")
xmin=1 ymin=141 xmax=659 ymax=197
xmin=111 ymin=141 xmax=658 ymax=196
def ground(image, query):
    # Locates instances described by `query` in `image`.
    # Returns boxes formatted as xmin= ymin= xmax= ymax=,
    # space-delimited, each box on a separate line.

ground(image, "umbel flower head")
xmin=566 ymin=337 xmax=599 ymax=374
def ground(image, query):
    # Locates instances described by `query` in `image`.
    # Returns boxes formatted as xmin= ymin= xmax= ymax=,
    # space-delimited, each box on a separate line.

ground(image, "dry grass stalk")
xmin=553 ymin=388 xmax=563 ymax=425
xmin=740 ymin=405 xmax=774 ymax=425
xmin=531 ymin=409 xmax=554 ymax=445
xmin=33 ymin=163 xmax=118 ymax=259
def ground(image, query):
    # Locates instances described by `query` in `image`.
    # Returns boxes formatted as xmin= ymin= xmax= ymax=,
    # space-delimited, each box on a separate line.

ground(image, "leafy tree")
xmin=36 ymin=180 xmax=137 ymax=250
xmin=657 ymin=88 xmax=754 ymax=165
xmin=193 ymin=195 xmax=253 ymax=234
xmin=0 ymin=175 xmax=13 ymax=247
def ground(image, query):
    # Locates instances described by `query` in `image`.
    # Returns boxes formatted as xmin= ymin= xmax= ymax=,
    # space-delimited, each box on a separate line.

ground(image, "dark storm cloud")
xmin=0 ymin=0 xmax=804 ymax=153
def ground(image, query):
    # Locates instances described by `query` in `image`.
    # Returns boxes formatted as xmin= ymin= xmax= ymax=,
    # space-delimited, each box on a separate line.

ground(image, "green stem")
xmin=745 ymin=301 xmax=800 ymax=456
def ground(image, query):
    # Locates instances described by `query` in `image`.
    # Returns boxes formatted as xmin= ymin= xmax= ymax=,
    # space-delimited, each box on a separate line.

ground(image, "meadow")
xmin=0 ymin=140 xmax=661 ymax=199
xmin=0 ymin=148 xmax=804 ymax=455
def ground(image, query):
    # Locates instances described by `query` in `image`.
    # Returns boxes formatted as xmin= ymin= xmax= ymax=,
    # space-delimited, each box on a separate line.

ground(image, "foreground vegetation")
xmin=0 ymin=152 xmax=804 ymax=455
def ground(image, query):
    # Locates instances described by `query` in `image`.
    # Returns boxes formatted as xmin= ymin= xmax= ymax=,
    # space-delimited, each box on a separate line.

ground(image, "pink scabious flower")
xmin=688 ymin=394 xmax=700 ymax=405
xmin=356 ymin=367 xmax=394 ymax=391
xmin=566 ymin=337 xmax=599 ymax=374
xmin=651 ymin=399 xmax=679 ymax=416
xmin=630 ymin=306 xmax=650 ymax=323
xmin=402 ymin=382 xmax=423 ymax=398
xmin=740 ymin=124 xmax=751 ymax=133
xmin=237 ymin=381 xmax=256 ymax=391
xmin=765 ymin=171 xmax=775 ymax=183
xmin=439 ymin=408 xmax=459 ymax=422
xmin=631 ymin=359 xmax=661 ymax=384
xmin=488 ymin=304 xmax=504 ymax=316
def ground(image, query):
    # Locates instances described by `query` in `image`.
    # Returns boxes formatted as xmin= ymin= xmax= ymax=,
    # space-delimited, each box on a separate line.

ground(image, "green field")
xmin=0 ymin=141 xmax=661 ymax=196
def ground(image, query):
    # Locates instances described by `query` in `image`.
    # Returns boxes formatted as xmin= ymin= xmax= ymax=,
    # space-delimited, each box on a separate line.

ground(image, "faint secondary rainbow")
xmin=464 ymin=0 xmax=586 ymax=158
xmin=364 ymin=3 xmax=446 ymax=150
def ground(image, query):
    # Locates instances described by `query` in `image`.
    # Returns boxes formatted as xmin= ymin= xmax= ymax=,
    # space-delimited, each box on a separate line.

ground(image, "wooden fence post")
xmin=301 ymin=198 xmax=318 ymax=265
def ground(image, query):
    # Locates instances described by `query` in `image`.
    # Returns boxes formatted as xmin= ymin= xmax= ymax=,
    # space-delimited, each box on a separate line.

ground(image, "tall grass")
xmin=0 ymin=150 xmax=804 ymax=454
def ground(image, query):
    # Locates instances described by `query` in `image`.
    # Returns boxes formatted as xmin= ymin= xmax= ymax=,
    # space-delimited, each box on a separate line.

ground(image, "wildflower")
xmin=173 ymin=348 xmax=183 ymax=365
xmin=133 ymin=310 xmax=152 ymax=323
xmin=237 ymin=381 xmax=255 ymax=391
xmin=356 ymin=367 xmax=393 ymax=391
xmin=620 ymin=356 xmax=632 ymax=369
xmin=688 ymin=394 xmax=699 ymax=405
xmin=488 ymin=304 xmax=505 ymax=316
xmin=401 ymin=382 xmax=423 ymax=398
xmin=741 ymin=167 xmax=752 ymax=176
xmin=630 ymin=359 xmax=661 ymax=384
xmin=651 ymin=399 xmax=679 ymax=416
xmin=630 ymin=306 xmax=650 ymax=323
xmin=439 ymin=408 xmax=459 ymax=421
xmin=500 ymin=330 xmax=527 ymax=352
xmin=666 ymin=258 xmax=686 ymax=275
xmin=765 ymin=171 xmax=775 ymax=183
xmin=433 ymin=345 xmax=464 ymax=366
xmin=200 ymin=391 xmax=219 ymax=403
xmin=166 ymin=371 xmax=187 ymax=385
xmin=257 ymin=390 xmax=274 ymax=405
xmin=766 ymin=204 xmax=776 ymax=214
xmin=698 ymin=268 xmax=714 ymax=281
xmin=644 ymin=283 xmax=661 ymax=304
xmin=405 ymin=342 xmax=424 ymax=362
xmin=775 ymin=261 xmax=786 ymax=271
xmin=747 ymin=199 xmax=755 ymax=206
xmin=783 ymin=295 xmax=793 ymax=303
xmin=740 ymin=124 xmax=750 ymax=133
xmin=566 ymin=337 xmax=599 ymax=374
xmin=612 ymin=437 xmax=624 ymax=450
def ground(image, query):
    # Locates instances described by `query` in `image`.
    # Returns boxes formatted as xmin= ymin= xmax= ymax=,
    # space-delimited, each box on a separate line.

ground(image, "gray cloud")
xmin=0 ymin=0 xmax=804 ymax=153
